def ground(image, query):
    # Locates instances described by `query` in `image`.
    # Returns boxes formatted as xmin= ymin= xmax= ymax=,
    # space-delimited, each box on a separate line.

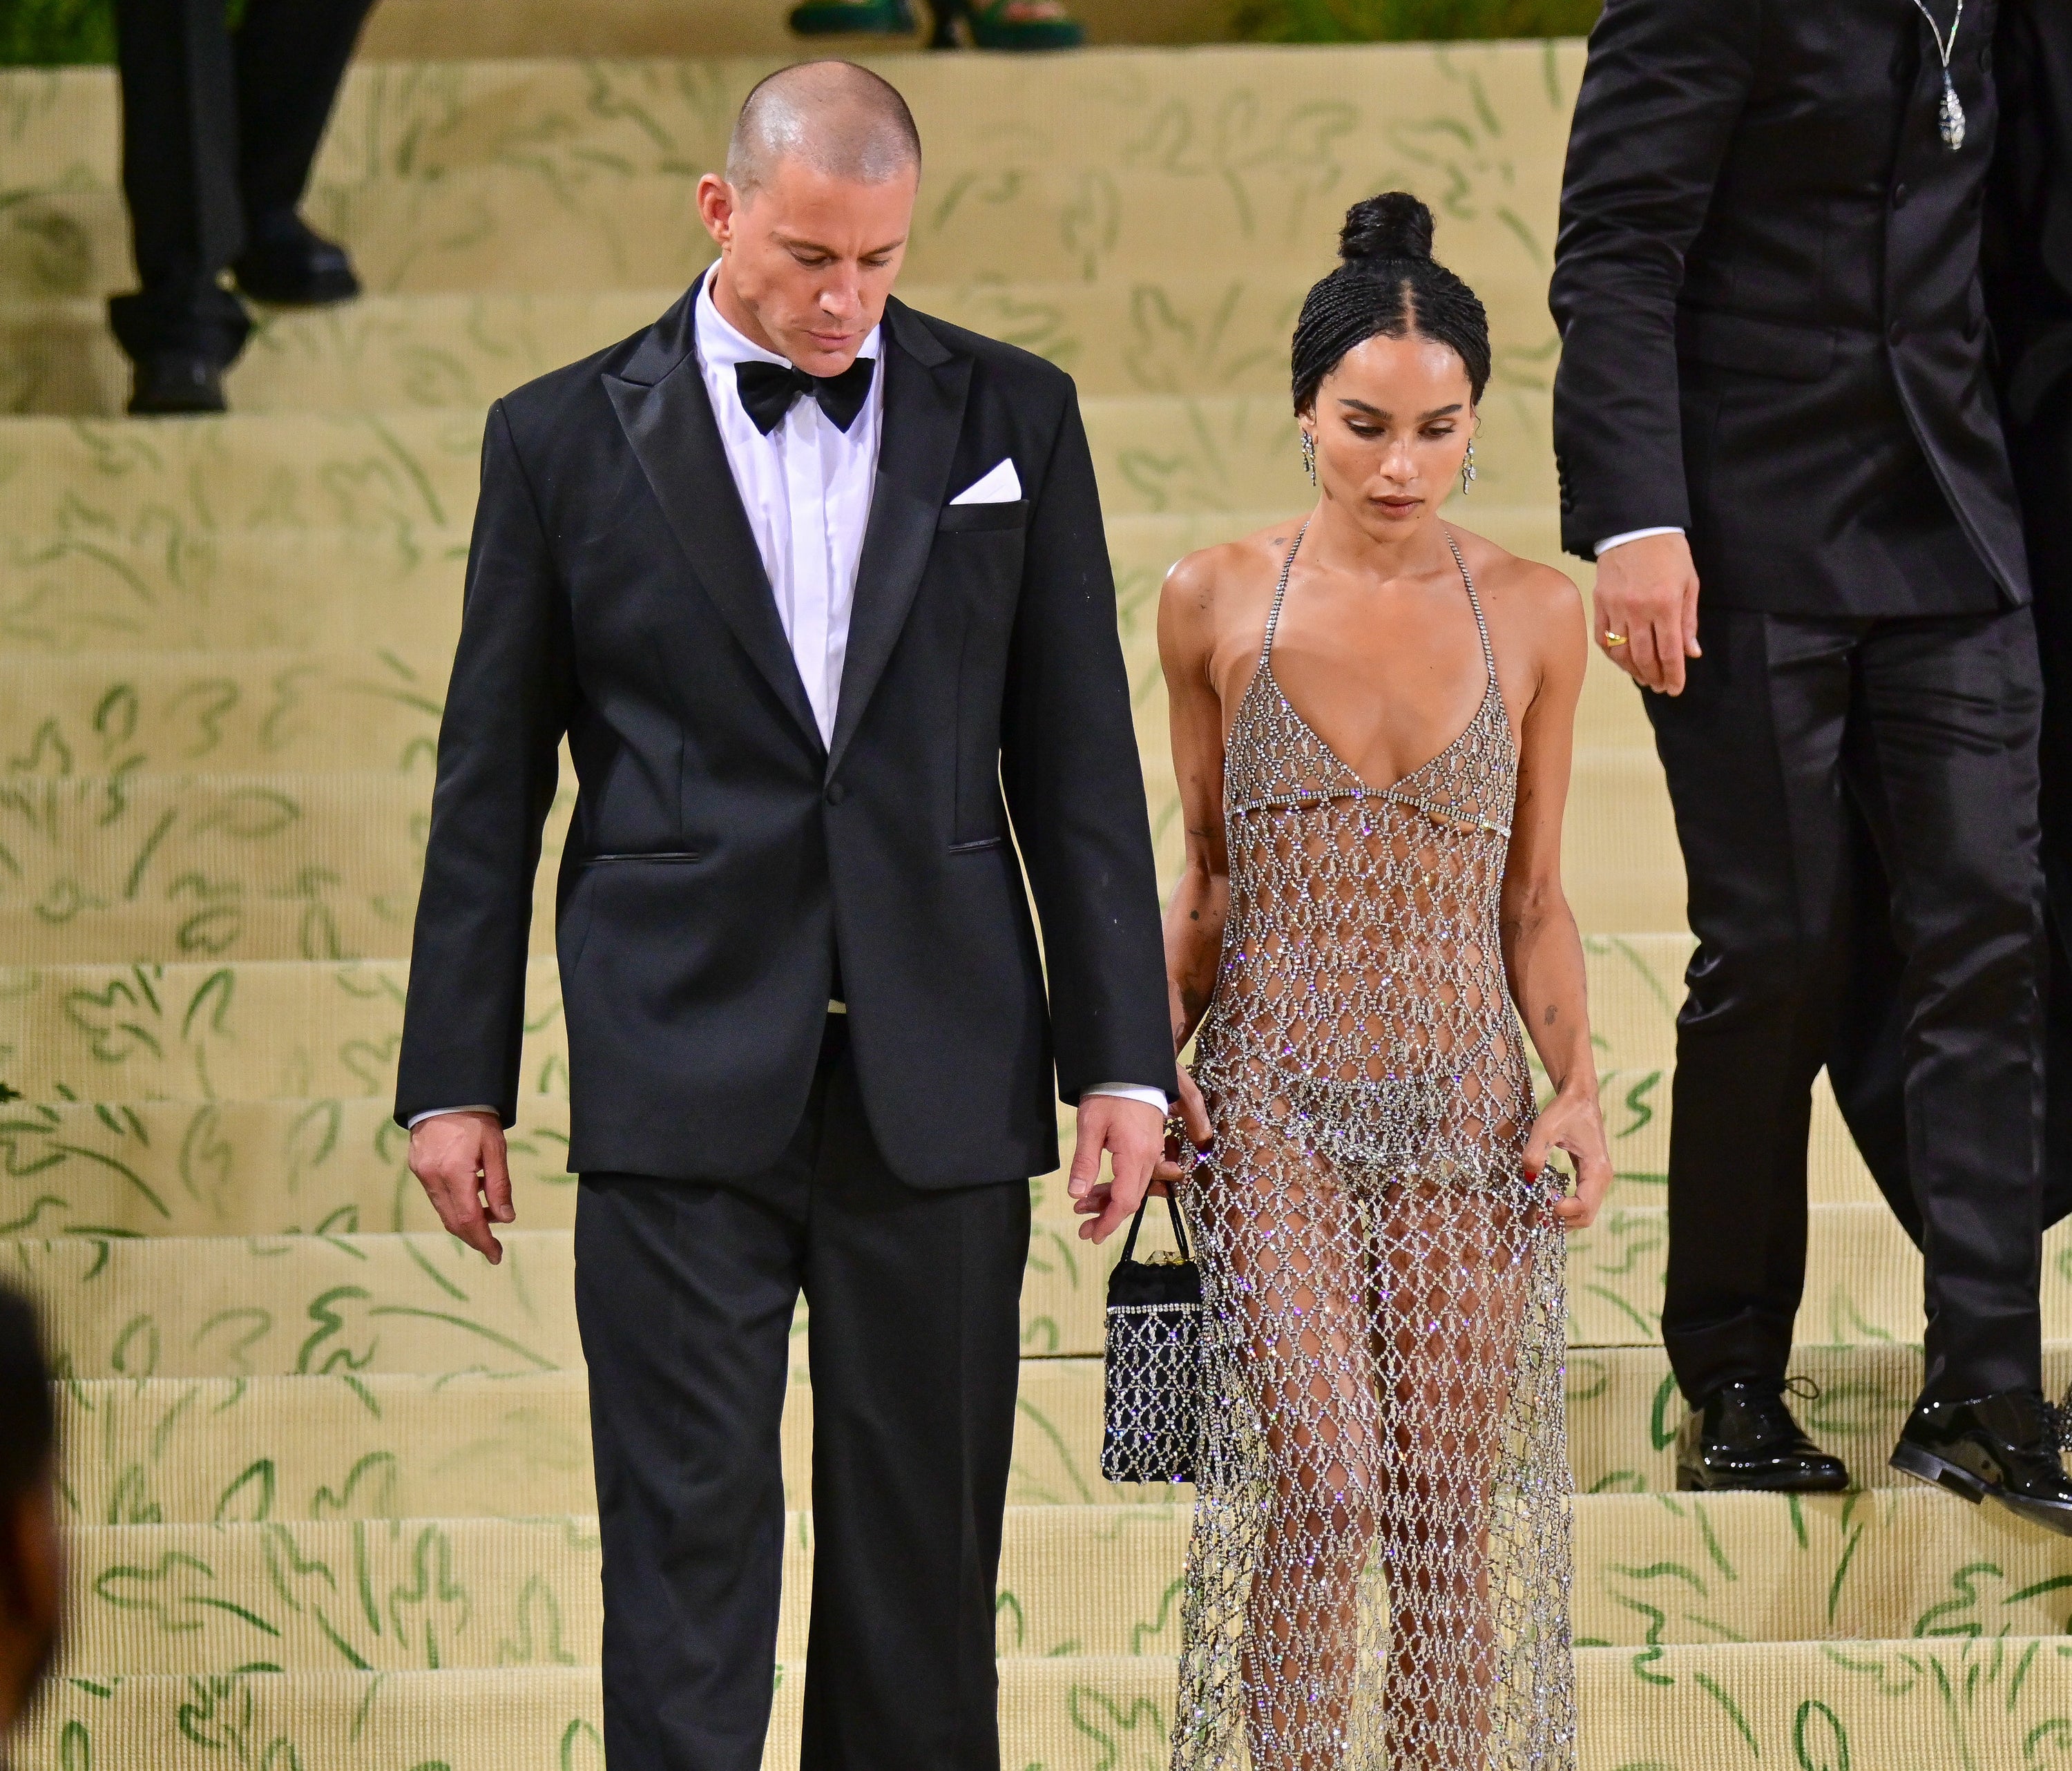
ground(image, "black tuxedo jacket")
xmin=1550 ymin=0 xmax=2031 ymax=616
xmin=394 ymin=284 xmax=1177 ymax=1187
xmin=1986 ymin=0 xmax=2072 ymax=434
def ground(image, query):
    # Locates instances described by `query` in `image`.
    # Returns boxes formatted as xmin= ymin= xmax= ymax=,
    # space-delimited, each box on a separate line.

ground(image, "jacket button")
xmin=1892 ymin=182 xmax=1908 ymax=209
xmin=1888 ymin=320 xmax=1905 ymax=347
xmin=825 ymin=782 xmax=847 ymax=805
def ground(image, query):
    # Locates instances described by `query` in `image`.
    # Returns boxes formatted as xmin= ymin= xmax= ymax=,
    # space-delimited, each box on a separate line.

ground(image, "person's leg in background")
xmin=799 ymin=1022 xmax=1028 ymax=1771
xmin=108 ymin=0 xmax=372 ymax=416
xmin=1646 ymin=605 xmax=1857 ymax=1492
xmin=1843 ymin=608 xmax=2072 ymax=1531
xmin=229 ymin=0 xmax=376 ymax=305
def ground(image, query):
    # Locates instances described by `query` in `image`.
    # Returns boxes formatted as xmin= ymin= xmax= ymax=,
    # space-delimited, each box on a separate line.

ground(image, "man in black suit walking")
xmin=1551 ymin=0 xmax=2072 ymax=1528
xmin=396 ymin=61 xmax=1176 ymax=1771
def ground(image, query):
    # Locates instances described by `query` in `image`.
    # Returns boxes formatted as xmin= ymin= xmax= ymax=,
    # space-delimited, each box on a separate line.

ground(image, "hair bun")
xmin=1339 ymin=192 xmax=1435 ymax=265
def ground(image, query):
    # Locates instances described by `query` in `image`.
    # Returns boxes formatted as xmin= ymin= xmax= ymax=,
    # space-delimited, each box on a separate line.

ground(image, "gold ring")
xmin=1602 ymin=631 xmax=1629 ymax=647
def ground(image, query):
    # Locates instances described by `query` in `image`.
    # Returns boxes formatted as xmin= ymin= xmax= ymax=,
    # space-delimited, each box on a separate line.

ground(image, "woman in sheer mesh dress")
xmin=1145 ymin=193 xmax=1610 ymax=1770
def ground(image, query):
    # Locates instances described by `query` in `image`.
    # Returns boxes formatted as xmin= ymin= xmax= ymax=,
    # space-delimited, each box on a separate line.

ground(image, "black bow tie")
xmin=733 ymin=356 xmax=876 ymax=437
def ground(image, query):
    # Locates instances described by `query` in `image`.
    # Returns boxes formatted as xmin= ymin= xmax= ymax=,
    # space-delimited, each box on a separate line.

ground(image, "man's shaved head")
xmin=726 ymin=60 xmax=922 ymax=197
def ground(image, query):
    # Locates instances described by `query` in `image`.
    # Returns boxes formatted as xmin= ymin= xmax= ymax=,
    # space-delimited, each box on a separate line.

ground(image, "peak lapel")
xmin=604 ymin=283 xmax=823 ymax=756
xmin=826 ymin=303 xmax=972 ymax=778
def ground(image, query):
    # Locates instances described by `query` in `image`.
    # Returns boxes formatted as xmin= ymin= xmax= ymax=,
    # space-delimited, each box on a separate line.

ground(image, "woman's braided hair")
xmin=1291 ymin=192 xmax=1491 ymax=414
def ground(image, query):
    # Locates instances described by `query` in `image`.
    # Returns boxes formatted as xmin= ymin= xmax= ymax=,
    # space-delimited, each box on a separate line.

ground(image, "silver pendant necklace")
xmin=1908 ymin=0 xmax=1966 ymax=150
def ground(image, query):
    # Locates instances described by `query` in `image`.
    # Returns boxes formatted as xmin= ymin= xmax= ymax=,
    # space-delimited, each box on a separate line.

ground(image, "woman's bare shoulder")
xmin=1160 ymin=519 xmax=1307 ymax=635
xmin=1446 ymin=524 xmax=1583 ymax=644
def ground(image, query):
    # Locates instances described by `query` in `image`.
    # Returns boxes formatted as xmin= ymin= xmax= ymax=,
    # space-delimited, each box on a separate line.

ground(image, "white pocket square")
xmin=949 ymin=458 xmax=1022 ymax=504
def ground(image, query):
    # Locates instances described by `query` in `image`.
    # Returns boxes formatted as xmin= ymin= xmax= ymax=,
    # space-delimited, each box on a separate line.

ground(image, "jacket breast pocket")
xmin=937 ymin=499 xmax=1030 ymax=534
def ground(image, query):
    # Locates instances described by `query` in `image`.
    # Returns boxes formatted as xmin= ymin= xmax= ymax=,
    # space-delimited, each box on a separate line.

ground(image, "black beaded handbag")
xmin=1100 ymin=1191 xmax=1204 ymax=1484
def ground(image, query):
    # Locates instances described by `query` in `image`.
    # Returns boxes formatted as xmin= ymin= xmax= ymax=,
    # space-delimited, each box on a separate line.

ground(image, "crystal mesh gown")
xmin=1172 ymin=526 xmax=1574 ymax=1770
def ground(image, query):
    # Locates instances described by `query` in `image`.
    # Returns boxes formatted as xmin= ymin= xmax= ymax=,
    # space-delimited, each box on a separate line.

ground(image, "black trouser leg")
xmin=575 ymin=1162 xmax=807 ymax=1771
xmin=576 ymin=1018 xmax=1028 ymax=1771
xmin=799 ymin=1035 xmax=1028 ymax=1771
xmin=231 ymin=0 xmax=376 ymax=222
xmin=1647 ymin=607 xmax=1855 ymax=1404
xmin=1836 ymin=610 xmax=2045 ymax=1403
xmin=109 ymin=0 xmax=250 ymax=362
xmin=2015 ymin=386 xmax=2072 ymax=1232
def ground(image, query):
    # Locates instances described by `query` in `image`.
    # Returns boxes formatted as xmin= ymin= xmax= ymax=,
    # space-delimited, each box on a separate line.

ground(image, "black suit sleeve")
xmin=1549 ymin=0 xmax=1760 ymax=556
xmin=394 ymin=400 xmax=577 ymax=1129
xmin=999 ymin=387 xmax=1179 ymax=1108
xmin=1986 ymin=0 xmax=2072 ymax=424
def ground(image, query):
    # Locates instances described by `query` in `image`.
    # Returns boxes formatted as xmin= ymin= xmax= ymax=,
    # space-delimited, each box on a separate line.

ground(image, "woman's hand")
xmin=1524 ymin=1088 xmax=1612 ymax=1229
xmin=1149 ymin=1066 xmax=1213 ymax=1192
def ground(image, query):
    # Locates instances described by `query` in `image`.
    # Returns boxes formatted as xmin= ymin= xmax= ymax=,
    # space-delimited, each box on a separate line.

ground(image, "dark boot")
xmin=1890 ymin=1389 xmax=2072 ymax=1534
xmin=1675 ymin=1378 xmax=1851 ymax=1492
xmin=127 ymin=353 xmax=228 ymax=417
xmin=231 ymin=211 xmax=361 ymax=307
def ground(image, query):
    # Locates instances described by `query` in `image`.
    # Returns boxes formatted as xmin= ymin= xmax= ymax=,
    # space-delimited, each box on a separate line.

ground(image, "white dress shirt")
xmin=1595 ymin=525 xmax=1685 ymax=555
xmin=410 ymin=280 xmax=1168 ymax=1128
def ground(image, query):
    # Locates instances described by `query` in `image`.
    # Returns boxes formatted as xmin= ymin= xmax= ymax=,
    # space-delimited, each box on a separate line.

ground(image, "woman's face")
xmin=1303 ymin=331 xmax=1476 ymax=538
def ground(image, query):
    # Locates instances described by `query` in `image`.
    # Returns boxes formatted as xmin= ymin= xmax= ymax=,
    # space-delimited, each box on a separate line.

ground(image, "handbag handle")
xmin=1120 ymin=1190 xmax=1191 ymax=1265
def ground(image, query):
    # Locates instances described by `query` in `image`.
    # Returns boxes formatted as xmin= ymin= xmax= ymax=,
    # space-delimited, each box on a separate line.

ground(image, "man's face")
xmin=698 ymin=156 xmax=918 ymax=376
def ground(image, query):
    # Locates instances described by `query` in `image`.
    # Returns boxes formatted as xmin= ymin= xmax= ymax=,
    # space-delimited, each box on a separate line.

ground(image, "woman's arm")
xmin=1499 ymin=564 xmax=1613 ymax=1227
xmin=1159 ymin=550 xmax=1231 ymax=1060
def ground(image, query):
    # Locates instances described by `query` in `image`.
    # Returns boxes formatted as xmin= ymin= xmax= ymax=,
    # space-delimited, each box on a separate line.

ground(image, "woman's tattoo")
xmin=1544 ymin=1004 xmax=1557 ymax=1026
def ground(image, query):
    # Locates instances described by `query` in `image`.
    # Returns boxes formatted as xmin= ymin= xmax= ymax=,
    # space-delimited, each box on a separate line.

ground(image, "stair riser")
xmin=13 ymin=1640 xmax=2069 ymax=1771
xmin=51 ymin=1487 xmax=2072 ymax=1678
xmin=12 ymin=1212 xmax=2069 ymax=1377
xmin=53 ymin=1350 xmax=2072 ymax=1535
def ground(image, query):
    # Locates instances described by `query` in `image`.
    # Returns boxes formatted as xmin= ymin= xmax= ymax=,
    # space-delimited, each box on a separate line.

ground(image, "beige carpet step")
xmin=53 ymin=1348 xmax=2072 ymax=1532
xmin=3 ymin=45 xmax=1577 ymax=233
xmin=12 ymin=1209 xmax=2069 ymax=1378
xmin=15 ymin=1639 xmax=2070 ymax=1770
xmin=1 ymin=939 xmax=1694 ymax=1108
xmin=0 ymin=398 xmax=1565 ymax=538
xmin=52 ymin=1488 xmax=2072 ymax=1681
xmin=0 ymin=1061 xmax=1883 ymax=1247
xmin=0 ymin=741 xmax=1678 ymax=964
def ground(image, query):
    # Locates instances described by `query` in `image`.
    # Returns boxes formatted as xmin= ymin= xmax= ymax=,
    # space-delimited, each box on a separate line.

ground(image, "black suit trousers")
xmin=108 ymin=0 xmax=373 ymax=361
xmin=1647 ymin=604 xmax=2046 ymax=1407
xmin=573 ymin=1017 xmax=1030 ymax=1771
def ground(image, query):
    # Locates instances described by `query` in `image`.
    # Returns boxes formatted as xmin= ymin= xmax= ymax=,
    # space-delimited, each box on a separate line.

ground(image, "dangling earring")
xmin=1460 ymin=438 xmax=1478 ymax=495
xmin=1301 ymin=428 xmax=1317 ymax=486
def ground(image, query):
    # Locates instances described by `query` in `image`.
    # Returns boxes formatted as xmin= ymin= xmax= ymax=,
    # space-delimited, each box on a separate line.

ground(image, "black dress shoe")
xmin=1675 ymin=1379 xmax=1851 ymax=1492
xmin=1891 ymin=1389 xmax=2072 ymax=1535
xmin=232 ymin=213 xmax=362 ymax=307
xmin=128 ymin=354 xmax=227 ymax=417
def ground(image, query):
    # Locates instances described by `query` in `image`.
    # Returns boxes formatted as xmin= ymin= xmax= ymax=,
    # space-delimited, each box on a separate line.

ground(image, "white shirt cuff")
xmin=1594 ymin=525 xmax=1685 ymax=555
xmin=1082 ymin=1082 xmax=1172 ymax=1115
xmin=406 ymin=1106 xmax=500 ymax=1129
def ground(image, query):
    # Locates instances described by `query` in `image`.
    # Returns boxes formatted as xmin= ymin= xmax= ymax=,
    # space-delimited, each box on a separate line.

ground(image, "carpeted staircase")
xmin=3 ymin=27 xmax=2070 ymax=1770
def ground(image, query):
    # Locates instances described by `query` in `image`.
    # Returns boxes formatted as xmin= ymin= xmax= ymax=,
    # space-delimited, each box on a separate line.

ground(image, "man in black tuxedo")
xmin=1551 ymin=0 xmax=2072 ymax=1529
xmin=396 ymin=61 xmax=1176 ymax=1771
xmin=109 ymin=0 xmax=374 ymax=416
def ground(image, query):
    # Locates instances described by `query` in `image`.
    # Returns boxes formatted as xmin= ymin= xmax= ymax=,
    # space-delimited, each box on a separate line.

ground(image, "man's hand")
xmin=1066 ymin=1094 xmax=1168 ymax=1244
xmin=408 ymin=1111 xmax=515 ymax=1263
xmin=1593 ymin=530 xmax=1702 ymax=694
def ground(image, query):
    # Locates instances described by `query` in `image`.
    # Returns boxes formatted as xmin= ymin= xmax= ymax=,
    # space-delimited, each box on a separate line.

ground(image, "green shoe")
xmin=930 ymin=0 xmax=1085 ymax=49
xmin=788 ymin=0 xmax=917 ymax=35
